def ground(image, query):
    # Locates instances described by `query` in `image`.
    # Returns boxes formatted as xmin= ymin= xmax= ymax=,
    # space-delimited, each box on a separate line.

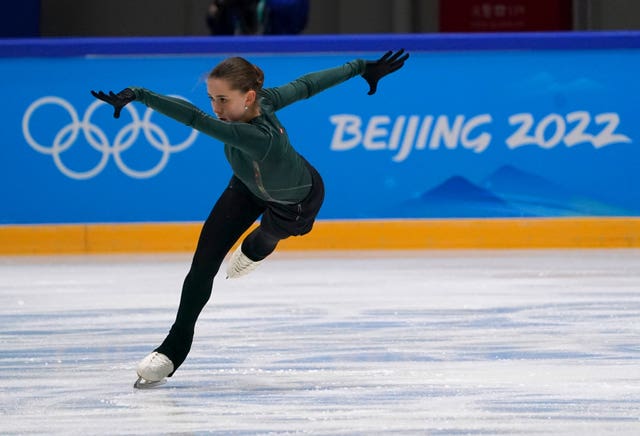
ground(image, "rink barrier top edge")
xmin=2 ymin=31 xmax=640 ymax=58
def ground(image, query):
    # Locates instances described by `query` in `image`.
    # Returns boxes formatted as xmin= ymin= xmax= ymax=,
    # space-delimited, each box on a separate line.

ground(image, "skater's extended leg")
xmin=153 ymin=178 xmax=264 ymax=374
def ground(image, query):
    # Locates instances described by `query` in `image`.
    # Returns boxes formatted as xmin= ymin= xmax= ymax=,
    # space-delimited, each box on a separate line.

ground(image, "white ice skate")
xmin=134 ymin=351 xmax=174 ymax=389
xmin=226 ymin=246 xmax=264 ymax=279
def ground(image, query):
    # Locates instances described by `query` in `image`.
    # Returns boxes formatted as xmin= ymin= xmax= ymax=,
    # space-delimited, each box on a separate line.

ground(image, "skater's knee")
xmin=241 ymin=228 xmax=279 ymax=261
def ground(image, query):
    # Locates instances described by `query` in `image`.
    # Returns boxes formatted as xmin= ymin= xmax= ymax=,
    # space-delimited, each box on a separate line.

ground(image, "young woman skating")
xmin=92 ymin=49 xmax=409 ymax=387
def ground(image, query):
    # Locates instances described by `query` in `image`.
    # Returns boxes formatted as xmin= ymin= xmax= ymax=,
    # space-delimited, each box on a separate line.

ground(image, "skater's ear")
xmin=244 ymin=89 xmax=257 ymax=108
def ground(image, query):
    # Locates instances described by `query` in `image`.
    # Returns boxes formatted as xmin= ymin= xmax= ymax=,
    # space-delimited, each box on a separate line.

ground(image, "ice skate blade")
xmin=133 ymin=376 xmax=167 ymax=389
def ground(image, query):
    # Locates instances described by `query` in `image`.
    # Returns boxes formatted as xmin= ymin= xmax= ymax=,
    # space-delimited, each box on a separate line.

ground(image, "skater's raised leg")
xmin=226 ymin=227 xmax=279 ymax=278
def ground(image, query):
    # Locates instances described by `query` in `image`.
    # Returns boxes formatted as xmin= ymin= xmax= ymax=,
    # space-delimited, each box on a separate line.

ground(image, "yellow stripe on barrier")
xmin=1 ymin=217 xmax=639 ymax=255
xmin=279 ymin=217 xmax=640 ymax=250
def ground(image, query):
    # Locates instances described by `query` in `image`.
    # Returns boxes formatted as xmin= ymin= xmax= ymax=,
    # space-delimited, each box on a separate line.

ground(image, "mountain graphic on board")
xmin=480 ymin=165 xmax=631 ymax=216
xmin=481 ymin=165 xmax=562 ymax=198
xmin=387 ymin=165 xmax=631 ymax=219
xmin=394 ymin=175 xmax=527 ymax=218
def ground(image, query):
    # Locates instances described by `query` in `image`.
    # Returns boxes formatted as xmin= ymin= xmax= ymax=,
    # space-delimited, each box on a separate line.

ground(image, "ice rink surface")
xmin=1 ymin=249 xmax=639 ymax=435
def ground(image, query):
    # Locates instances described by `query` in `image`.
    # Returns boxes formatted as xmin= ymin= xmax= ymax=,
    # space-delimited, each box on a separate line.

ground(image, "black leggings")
xmin=155 ymin=165 xmax=324 ymax=374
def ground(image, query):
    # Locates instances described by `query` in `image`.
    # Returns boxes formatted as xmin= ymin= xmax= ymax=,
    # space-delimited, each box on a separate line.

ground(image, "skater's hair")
xmin=208 ymin=57 xmax=264 ymax=93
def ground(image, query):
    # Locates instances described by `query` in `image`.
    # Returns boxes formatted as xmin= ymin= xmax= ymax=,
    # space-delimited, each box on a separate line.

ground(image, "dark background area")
xmin=2 ymin=1 xmax=639 ymax=38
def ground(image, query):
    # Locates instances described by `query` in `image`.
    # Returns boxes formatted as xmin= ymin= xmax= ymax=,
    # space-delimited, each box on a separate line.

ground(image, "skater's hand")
xmin=362 ymin=49 xmax=410 ymax=95
xmin=90 ymin=88 xmax=136 ymax=119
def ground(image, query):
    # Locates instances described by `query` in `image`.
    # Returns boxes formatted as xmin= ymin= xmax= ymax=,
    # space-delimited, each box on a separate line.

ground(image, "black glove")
xmin=362 ymin=49 xmax=410 ymax=95
xmin=90 ymin=88 xmax=136 ymax=119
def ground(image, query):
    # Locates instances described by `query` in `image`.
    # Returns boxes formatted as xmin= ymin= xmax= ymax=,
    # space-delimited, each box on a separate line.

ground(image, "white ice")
xmin=1 ymin=249 xmax=639 ymax=435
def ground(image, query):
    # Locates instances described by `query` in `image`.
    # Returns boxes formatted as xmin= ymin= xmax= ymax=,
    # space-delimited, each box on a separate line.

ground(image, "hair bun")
xmin=253 ymin=64 xmax=264 ymax=89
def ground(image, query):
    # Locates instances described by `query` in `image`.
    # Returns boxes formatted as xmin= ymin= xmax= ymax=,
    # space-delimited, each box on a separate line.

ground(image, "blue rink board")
xmin=1 ymin=33 xmax=639 ymax=224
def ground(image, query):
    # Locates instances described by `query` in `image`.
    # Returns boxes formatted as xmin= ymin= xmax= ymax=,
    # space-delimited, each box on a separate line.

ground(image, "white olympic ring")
xmin=22 ymin=96 xmax=198 ymax=179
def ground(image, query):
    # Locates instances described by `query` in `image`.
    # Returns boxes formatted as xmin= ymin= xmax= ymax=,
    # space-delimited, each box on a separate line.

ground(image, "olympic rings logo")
xmin=22 ymin=96 xmax=198 ymax=179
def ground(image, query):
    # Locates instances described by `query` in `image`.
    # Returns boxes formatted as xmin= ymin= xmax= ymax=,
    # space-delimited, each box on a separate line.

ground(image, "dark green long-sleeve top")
xmin=131 ymin=59 xmax=366 ymax=204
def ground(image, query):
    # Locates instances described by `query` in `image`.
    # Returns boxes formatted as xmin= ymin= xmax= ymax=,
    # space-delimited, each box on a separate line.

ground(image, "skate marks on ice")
xmin=0 ymin=250 xmax=639 ymax=434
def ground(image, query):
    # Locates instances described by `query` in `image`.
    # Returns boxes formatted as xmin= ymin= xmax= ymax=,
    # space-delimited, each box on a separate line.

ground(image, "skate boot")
xmin=226 ymin=245 xmax=264 ymax=279
xmin=134 ymin=351 xmax=174 ymax=389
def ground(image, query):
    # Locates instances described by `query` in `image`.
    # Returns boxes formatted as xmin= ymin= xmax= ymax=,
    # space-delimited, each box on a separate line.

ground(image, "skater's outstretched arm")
xmin=91 ymin=88 xmax=271 ymax=160
xmin=264 ymin=49 xmax=410 ymax=110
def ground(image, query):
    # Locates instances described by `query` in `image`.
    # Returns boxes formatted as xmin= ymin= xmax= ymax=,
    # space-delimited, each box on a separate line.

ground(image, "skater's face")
xmin=206 ymin=77 xmax=256 ymax=123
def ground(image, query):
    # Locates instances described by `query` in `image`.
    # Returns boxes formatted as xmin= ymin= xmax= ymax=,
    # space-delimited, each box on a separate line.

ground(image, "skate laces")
xmin=226 ymin=246 xmax=263 ymax=279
